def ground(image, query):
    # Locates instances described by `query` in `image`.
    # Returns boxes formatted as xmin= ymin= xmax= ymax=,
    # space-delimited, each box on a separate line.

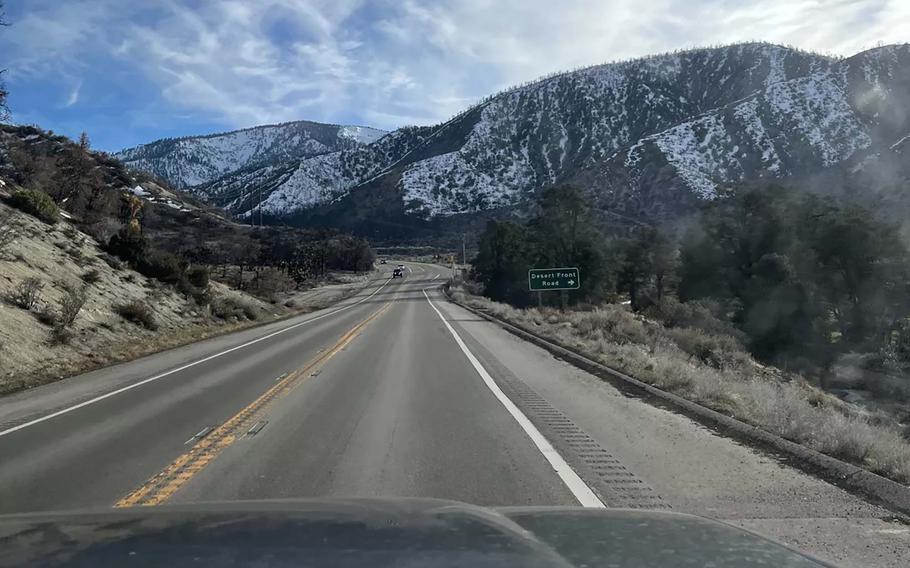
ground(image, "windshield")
xmin=0 ymin=2 xmax=908 ymax=567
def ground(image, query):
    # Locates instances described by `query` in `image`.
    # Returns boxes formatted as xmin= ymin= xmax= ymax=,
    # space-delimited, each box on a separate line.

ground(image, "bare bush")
xmin=5 ymin=277 xmax=43 ymax=310
xmin=58 ymin=286 xmax=87 ymax=327
xmin=664 ymin=327 xmax=750 ymax=370
xmin=114 ymin=300 xmax=158 ymax=330
xmin=35 ymin=304 xmax=58 ymax=326
xmin=100 ymin=253 xmax=123 ymax=271
xmin=48 ymin=325 xmax=74 ymax=345
xmin=211 ymin=295 xmax=259 ymax=321
xmin=250 ymin=268 xmax=294 ymax=302
xmin=0 ymin=209 xmax=17 ymax=256
xmin=83 ymin=218 xmax=122 ymax=245
xmin=81 ymin=269 xmax=101 ymax=285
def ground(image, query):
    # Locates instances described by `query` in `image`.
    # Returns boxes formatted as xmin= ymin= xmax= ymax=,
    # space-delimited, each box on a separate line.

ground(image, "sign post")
xmin=528 ymin=268 xmax=580 ymax=310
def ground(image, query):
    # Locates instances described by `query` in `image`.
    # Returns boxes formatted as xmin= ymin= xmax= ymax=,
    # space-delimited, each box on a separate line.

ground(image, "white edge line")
xmin=421 ymin=287 xmax=605 ymax=508
xmin=0 ymin=278 xmax=393 ymax=438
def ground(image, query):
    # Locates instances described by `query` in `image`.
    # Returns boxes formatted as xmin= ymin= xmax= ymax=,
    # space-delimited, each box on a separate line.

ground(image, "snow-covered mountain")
xmin=575 ymin=44 xmax=910 ymax=220
xmin=198 ymin=125 xmax=433 ymax=214
xmin=118 ymin=43 xmax=910 ymax=232
xmin=115 ymin=120 xmax=388 ymax=189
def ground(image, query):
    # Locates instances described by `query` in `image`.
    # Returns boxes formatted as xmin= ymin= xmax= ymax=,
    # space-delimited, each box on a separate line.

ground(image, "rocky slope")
xmin=119 ymin=43 xmax=910 ymax=232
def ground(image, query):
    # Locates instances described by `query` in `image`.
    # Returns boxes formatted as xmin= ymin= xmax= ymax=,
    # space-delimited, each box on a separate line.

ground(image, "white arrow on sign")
xmin=568 ymin=280 xmax=576 ymax=285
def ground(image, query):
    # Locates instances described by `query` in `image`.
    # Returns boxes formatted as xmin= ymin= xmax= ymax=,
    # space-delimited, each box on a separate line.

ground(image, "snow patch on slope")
xmin=258 ymin=153 xmax=351 ymax=214
xmin=338 ymin=125 xmax=387 ymax=145
xmin=764 ymin=72 xmax=870 ymax=165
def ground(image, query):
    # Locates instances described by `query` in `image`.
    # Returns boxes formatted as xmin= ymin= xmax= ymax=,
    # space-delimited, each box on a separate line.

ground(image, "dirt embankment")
xmin=0 ymin=201 xmax=376 ymax=395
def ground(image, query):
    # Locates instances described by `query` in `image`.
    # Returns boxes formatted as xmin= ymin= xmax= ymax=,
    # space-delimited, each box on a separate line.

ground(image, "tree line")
xmin=473 ymin=184 xmax=910 ymax=368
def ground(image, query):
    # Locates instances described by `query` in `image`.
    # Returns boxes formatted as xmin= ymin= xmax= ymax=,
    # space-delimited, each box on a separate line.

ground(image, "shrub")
xmin=114 ymin=300 xmax=158 ymax=330
xmin=0 ymin=209 xmax=17 ymax=255
xmin=83 ymin=218 xmax=123 ymax=246
xmin=177 ymin=265 xmax=211 ymax=306
xmin=100 ymin=253 xmax=124 ymax=270
xmin=106 ymin=228 xmax=146 ymax=264
xmin=8 ymin=189 xmax=59 ymax=224
xmin=137 ymin=248 xmax=186 ymax=284
xmin=186 ymin=265 xmax=209 ymax=289
xmin=58 ymin=286 xmax=87 ymax=327
xmin=5 ymin=277 xmax=44 ymax=310
xmin=249 ymin=268 xmax=294 ymax=302
xmin=82 ymin=269 xmax=102 ymax=284
xmin=665 ymin=327 xmax=750 ymax=370
xmin=644 ymin=297 xmax=738 ymax=337
xmin=211 ymin=295 xmax=259 ymax=321
xmin=35 ymin=304 xmax=59 ymax=326
xmin=48 ymin=325 xmax=74 ymax=345
xmin=241 ymin=300 xmax=259 ymax=320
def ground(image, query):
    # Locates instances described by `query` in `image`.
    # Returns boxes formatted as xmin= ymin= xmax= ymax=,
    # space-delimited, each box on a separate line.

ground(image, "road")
xmin=0 ymin=262 xmax=908 ymax=567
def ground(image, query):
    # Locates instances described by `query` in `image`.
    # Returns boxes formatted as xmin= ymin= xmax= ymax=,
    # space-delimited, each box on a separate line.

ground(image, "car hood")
xmin=0 ymin=498 xmax=834 ymax=567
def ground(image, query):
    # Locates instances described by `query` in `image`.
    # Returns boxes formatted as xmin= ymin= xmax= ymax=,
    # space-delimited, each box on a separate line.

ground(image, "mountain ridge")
xmin=116 ymin=42 xmax=910 ymax=235
xmin=115 ymin=120 xmax=388 ymax=190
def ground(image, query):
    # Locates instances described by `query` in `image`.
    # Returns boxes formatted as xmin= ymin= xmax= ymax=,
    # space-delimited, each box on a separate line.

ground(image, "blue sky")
xmin=0 ymin=0 xmax=907 ymax=152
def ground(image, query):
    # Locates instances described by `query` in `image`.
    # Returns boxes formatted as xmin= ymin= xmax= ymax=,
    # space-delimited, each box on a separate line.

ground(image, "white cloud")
xmin=2 ymin=0 xmax=908 ymax=138
xmin=63 ymin=81 xmax=81 ymax=108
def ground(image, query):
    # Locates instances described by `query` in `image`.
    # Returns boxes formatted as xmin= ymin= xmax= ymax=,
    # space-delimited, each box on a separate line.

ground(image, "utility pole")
xmin=249 ymin=189 xmax=254 ymax=230
xmin=462 ymin=233 xmax=466 ymax=266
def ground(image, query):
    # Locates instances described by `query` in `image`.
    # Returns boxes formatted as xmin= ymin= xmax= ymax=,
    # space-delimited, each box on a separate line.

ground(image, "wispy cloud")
xmin=63 ymin=81 xmax=81 ymax=108
xmin=0 ymin=0 xmax=907 ymax=149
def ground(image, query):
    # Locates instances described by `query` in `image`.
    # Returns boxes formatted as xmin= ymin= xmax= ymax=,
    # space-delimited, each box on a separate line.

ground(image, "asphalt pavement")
xmin=0 ymin=262 xmax=907 ymax=567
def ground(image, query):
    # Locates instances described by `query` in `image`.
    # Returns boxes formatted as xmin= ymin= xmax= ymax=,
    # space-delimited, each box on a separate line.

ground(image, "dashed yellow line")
xmin=115 ymin=300 xmax=394 ymax=508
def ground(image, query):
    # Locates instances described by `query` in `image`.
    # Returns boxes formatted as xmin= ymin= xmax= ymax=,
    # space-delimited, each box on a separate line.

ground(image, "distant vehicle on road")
xmin=380 ymin=259 xmax=387 ymax=264
xmin=392 ymin=267 xmax=403 ymax=278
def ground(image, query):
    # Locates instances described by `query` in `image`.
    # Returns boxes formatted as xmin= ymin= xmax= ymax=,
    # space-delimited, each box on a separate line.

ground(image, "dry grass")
xmin=451 ymin=286 xmax=910 ymax=484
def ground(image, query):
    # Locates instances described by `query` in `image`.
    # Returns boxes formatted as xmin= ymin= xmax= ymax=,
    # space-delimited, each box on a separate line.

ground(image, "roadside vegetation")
xmin=451 ymin=286 xmax=910 ymax=484
xmin=467 ymin=183 xmax=910 ymax=483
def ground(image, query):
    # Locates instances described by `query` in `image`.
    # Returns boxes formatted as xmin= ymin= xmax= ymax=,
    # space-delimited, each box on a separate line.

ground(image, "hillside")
xmin=114 ymin=120 xmax=388 ymax=189
xmin=0 ymin=124 xmax=383 ymax=392
xmin=118 ymin=42 xmax=910 ymax=236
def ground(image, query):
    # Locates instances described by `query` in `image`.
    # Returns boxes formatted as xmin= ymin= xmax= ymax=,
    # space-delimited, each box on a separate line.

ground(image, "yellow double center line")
xmin=115 ymin=300 xmax=395 ymax=508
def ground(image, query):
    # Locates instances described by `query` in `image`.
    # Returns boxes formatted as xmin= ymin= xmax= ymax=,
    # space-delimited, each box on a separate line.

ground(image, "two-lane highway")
xmin=1 ymin=262 xmax=908 ymax=567
xmin=0 ymin=263 xmax=583 ymax=512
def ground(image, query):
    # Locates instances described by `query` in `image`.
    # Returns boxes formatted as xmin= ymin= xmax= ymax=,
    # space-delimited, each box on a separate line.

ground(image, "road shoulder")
xmin=433 ymin=293 xmax=910 ymax=568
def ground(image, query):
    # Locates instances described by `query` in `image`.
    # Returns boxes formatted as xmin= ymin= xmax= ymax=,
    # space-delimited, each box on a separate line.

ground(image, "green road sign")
xmin=528 ymin=267 xmax=580 ymax=291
